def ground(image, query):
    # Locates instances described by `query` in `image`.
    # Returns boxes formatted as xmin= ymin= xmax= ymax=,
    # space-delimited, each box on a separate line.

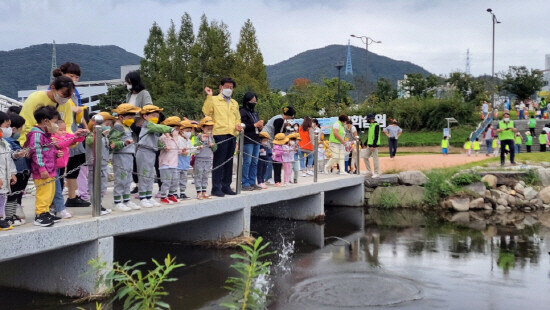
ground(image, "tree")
xmin=401 ymin=73 xmax=439 ymax=97
xmin=233 ymin=19 xmax=269 ymax=95
xmin=500 ymin=66 xmax=544 ymax=101
xmin=447 ymin=72 xmax=487 ymax=103
xmin=141 ymin=22 xmax=165 ymax=98
xmin=175 ymin=12 xmax=195 ymax=85
xmin=374 ymin=78 xmax=397 ymax=102
xmin=160 ymin=20 xmax=180 ymax=83
xmin=98 ymin=84 xmax=127 ymax=112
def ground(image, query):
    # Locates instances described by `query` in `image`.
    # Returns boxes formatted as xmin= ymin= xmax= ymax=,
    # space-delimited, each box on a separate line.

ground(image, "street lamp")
xmin=350 ymin=34 xmax=381 ymax=91
xmin=487 ymin=8 xmax=501 ymax=112
xmin=335 ymin=62 xmax=344 ymax=103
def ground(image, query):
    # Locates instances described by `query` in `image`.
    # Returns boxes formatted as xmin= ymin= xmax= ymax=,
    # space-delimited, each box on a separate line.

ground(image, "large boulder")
xmin=398 ymin=171 xmax=429 ymax=186
xmin=514 ymin=183 xmax=525 ymax=194
xmin=369 ymin=185 xmax=425 ymax=208
xmin=469 ymin=197 xmax=485 ymax=210
xmin=464 ymin=182 xmax=486 ymax=196
xmin=482 ymin=175 xmax=498 ymax=189
xmin=497 ymin=198 xmax=508 ymax=207
xmin=450 ymin=198 xmax=470 ymax=212
xmin=364 ymin=174 xmax=399 ymax=188
xmin=537 ymin=168 xmax=550 ymax=186
xmin=538 ymin=186 xmax=550 ymax=204
xmin=523 ymin=187 xmax=538 ymax=201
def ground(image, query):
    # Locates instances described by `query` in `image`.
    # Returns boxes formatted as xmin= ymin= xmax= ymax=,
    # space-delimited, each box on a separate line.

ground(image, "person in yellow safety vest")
xmin=528 ymin=115 xmax=536 ymax=137
xmin=496 ymin=111 xmax=517 ymax=166
xmin=463 ymin=138 xmax=472 ymax=156
xmin=514 ymin=132 xmax=522 ymax=154
xmin=540 ymin=130 xmax=547 ymax=152
xmin=441 ymin=136 xmax=449 ymax=156
xmin=525 ymin=131 xmax=532 ymax=153
xmin=492 ymin=139 xmax=499 ymax=157
xmin=473 ymin=138 xmax=481 ymax=156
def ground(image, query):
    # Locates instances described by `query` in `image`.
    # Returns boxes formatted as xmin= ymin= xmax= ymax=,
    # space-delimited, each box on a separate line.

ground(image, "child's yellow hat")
xmin=162 ymin=116 xmax=182 ymax=126
xmin=140 ymin=105 xmax=163 ymax=115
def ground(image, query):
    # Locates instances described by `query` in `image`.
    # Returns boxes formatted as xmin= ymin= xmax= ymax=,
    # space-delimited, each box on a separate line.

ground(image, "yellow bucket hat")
xmin=140 ymin=105 xmax=163 ymax=115
xmin=162 ymin=116 xmax=182 ymax=126
xmin=113 ymin=103 xmax=141 ymax=115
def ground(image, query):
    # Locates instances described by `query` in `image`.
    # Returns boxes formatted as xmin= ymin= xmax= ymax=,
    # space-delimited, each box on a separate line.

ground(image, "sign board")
xmin=294 ymin=114 xmax=387 ymax=135
xmin=443 ymin=128 xmax=450 ymax=137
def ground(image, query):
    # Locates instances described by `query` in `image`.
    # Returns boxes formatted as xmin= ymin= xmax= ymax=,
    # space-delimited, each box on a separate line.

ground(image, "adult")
xmin=324 ymin=114 xmax=348 ymax=175
xmin=504 ymin=99 xmax=510 ymax=112
xmin=482 ymin=101 xmax=489 ymax=119
xmin=496 ymin=111 xmax=517 ymax=166
xmin=519 ymin=101 xmax=526 ymax=119
xmin=483 ymin=124 xmax=496 ymax=156
xmin=541 ymin=97 xmax=548 ymax=119
xmin=383 ymin=119 xmax=402 ymax=159
xmin=364 ymin=114 xmax=381 ymax=177
xmin=240 ymin=92 xmax=263 ymax=191
xmin=298 ymin=116 xmax=314 ymax=176
xmin=125 ymin=71 xmax=153 ymax=108
xmin=262 ymin=106 xmax=296 ymax=183
xmin=203 ymin=77 xmax=243 ymax=197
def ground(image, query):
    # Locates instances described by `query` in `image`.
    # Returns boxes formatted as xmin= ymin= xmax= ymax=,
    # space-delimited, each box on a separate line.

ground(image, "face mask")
xmin=248 ymin=102 xmax=256 ymax=109
xmin=221 ymin=88 xmax=233 ymax=98
xmin=102 ymin=126 xmax=111 ymax=132
xmin=1 ymin=127 xmax=12 ymax=138
xmin=127 ymin=84 xmax=132 ymax=91
xmin=289 ymin=140 xmax=296 ymax=146
xmin=504 ymin=117 xmax=510 ymax=122
xmin=48 ymin=122 xmax=59 ymax=134
xmin=183 ymin=131 xmax=192 ymax=139
xmin=12 ymin=131 xmax=20 ymax=140
xmin=148 ymin=117 xmax=159 ymax=124
xmin=54 ymin=93 xmax=70 ymax=105
xmin=286 ymin=126 xmax=292 ymax=131
xmin=123 ymin=119 xmax=135 ymax=127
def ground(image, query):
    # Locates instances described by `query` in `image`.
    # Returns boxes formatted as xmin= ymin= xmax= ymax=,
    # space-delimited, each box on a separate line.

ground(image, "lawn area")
xmin=359 ymin=125 xmax=476 ymax=147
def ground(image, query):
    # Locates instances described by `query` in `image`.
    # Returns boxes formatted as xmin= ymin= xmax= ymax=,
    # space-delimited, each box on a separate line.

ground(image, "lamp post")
xmin=335 ymin=62 xmax=344 ymax=103
xmin=487 ymin=8 xmax=501 ymax=112
xmin=350 ymin=34 xmax=381 ymax=91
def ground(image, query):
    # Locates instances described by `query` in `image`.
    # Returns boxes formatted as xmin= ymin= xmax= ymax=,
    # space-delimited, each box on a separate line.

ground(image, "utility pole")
xmin=50 ymin=40 xmax=57 ymax=83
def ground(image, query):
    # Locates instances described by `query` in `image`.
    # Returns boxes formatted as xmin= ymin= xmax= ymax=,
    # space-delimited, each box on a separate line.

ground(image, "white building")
xmin=540 ymin=54 xmax=550 ymax=98
xmin=18 ymin=65 xmax=139 ymax=111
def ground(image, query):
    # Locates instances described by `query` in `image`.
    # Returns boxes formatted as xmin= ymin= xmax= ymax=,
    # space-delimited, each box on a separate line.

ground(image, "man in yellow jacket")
xmin=202 ymin=77 xmax=243 ymax=197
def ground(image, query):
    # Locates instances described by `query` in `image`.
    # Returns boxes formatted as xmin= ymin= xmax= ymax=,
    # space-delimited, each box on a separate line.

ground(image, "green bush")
xmin=424 ymin=171 xmax=458 ymax=206
xmin=451 ymin=173 xmax=482 ymax=186
xmin=377 ymin=189 xmax=400 ymax=209
xmin=522 ymin=170 xmax=540 ymax=186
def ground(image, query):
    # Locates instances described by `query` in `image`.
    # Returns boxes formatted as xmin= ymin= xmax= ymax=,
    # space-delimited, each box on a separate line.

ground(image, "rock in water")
xmin=469 ymin=197 xmax=485 ymax=210
xmin=523 ymin=187 xmax=538 ymax=201
xmin=482 ymin=175 xmax=497 ymax=189
xmin=538 ymin=186 xmax=550 ymax=204
xmin=514 ymin=183 xmax=525 ymax=194
xmin=398 ymin=171 xmax=429 ymax=186
xmin=450 ymin=198 xmax=470 ymax=212
xmin=537 ymin=168 xmax=550 ymax=186
xmin=464 ymin=182 xmax=487 ymax=196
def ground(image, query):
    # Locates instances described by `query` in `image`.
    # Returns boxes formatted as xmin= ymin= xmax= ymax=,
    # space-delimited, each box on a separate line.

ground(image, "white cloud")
xmin=0 ymin=0 xmax=548 ymax=77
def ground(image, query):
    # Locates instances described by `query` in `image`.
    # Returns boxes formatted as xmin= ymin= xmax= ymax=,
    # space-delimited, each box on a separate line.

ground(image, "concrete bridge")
xmin=0 ymin=174 xmax=364 ymax=297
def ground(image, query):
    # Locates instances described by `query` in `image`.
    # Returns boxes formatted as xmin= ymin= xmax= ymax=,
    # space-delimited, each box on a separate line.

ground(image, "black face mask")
xmin=248 ymin=102 xmax=256 ymax=109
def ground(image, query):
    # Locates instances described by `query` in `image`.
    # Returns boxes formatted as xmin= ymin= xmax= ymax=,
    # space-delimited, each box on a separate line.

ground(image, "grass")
xmin=359 ymin=125 xmax=476 ymax=147
xmin=377 ymin=188 xmax=400 ymax=209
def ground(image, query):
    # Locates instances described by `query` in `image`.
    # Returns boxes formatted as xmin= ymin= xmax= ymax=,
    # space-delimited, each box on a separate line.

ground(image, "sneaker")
xmin=266 ymin=179 xmax=275 ymax=185
xmin=307 ymin=171 xmax=314 ymax=176
xmin=372 ymin=174 xmax=380 ymax=178
xmin=148 ymin=198 xmax=161 ymax=207
xmin=252 ymin=185 xmax=262 ymax=190
xmin=48 ymin=213 xmax=61 ymax=223
xmin=211 ymin=191 xmax=225 ymax=197
xmin=160 ymin=198 xmax=171 ymax=204
xmin=196 ymin=193 xmax=204 ymax=200
xmin=154 ymin=192 xmax=162 ymax=199
xmin=301 ymin=172 xmax=307 ymax=177
xmin=222 ymin=188 xmax=237 ymax=195
xmin=242 ymin=186 xmax=254 ymax=191
xmin=0 ymin=218 xmax=13 ymax=230
xmin=340 ymin=172 xmax=349 ymax=175
xmin=34 ymin=213 xmax=54 ymax=227
xmin=202 ymin=192 xmax=212 ymax=199
xmin=141 ymin=199 xmax=153 ymax=208
xmin=5 ymin=215 xmax=24 ymax=226
xmin=114 ymin=203 xmax=132 ymax=212
xmin=125 ymin=201 xmax=141 ymax=210
xmin=100 ymin=207 xmax=111 ymax=216
xmin=168 ymin=195 xmax=178 ymax=203
xmin=131 ymin=187 xmax=139 ymax=194
xmin=323 ymin=165 xmax=329 ymax=174
xmin=259 ymin=183 xmax=267 ymax=189
xmin=65 ymin=197 xmax=91 ymax=208
xmin=179 ymin=193 xmax=189 ymax=199
xmin=57 ymin=209 xmax=72 ymax=219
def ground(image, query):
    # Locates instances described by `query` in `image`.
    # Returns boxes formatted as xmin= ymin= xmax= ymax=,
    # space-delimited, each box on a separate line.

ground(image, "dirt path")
xmin=358 ymin=154 xmax=491 ymax=173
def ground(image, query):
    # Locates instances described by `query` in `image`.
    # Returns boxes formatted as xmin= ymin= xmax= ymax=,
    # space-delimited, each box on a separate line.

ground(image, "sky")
xmin=1 ymin=0 xmax=549 ymax=77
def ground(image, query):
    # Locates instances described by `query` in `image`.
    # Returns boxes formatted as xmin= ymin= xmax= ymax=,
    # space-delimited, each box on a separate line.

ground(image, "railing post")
xmin=313 ymin=129 xmax=319 ymax=183
xmin=92 ymin=115 xmax=104 ymax=217
xmin=355 ymin=137 xmax=361 ymax=175
xmin=236 ymin=124 xmax=245 ymax=194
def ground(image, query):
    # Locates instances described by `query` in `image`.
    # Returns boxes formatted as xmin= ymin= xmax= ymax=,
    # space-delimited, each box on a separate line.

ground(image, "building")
xmin=539 ymin=54 xmax=550 ymax=98
xmin=18 ymin=65 xmax=139 ymax=111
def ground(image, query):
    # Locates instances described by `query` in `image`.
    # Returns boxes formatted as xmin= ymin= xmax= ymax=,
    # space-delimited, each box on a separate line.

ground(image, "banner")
xmin=294 ymin=114 xmax=387 ymax=135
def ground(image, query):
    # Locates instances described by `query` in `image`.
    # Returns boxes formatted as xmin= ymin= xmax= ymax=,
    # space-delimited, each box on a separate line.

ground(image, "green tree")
xmin=175 ymin=12 xmax=195 ymax=85
xmin=141 ymin=22 xmax=165 ymax=98
xmin=500 ymin=66 xmax=544 ymax=101
xmin=98 ymin=84 xmax=127 ymax=112
xmin=401 ymin=73 xmax=439 ymax=97
xmin=374 ymin=77 xmax=397 ymax=102
xmin=233 ymin=19 xmax=269 ymax=95
xmin=447 ymin=72 xmax=487 ymax=103
xmin=160 ymin=20 xmax=180 ymax=84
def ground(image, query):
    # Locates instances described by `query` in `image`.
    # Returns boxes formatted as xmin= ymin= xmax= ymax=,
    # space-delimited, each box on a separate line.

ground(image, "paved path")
xmin=358 ymin=153 xmax=491 ymax=173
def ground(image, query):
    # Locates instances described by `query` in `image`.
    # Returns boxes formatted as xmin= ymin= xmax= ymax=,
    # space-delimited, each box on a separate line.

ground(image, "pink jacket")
xmin=159 ymin=135 xmax=179 ymax=168
xmin=53 ymin=132 xmax=85 ymax=168
xmin=282 ymin=144 xmax=294 ymax=163
xmin=272 ymin=144 xmax=284 ymax=162
xmin=25 ymin=126 xmax=57 ymax=179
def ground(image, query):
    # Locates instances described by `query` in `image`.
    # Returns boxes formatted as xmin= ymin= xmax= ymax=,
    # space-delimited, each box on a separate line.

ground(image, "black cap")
xmin=367 ymin=113 xmax=375 ymax=120
xmin=283 ymin=106 xmax=296 ymax=117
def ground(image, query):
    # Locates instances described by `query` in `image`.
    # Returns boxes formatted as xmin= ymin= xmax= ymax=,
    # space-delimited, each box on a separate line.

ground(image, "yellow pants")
xmin=34 ymin=177 xmax=55 ymax=215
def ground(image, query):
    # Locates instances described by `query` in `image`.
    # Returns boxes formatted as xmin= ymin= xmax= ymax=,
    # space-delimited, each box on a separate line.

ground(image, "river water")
xmin=3 ymin=207 xmax=550 ymax=309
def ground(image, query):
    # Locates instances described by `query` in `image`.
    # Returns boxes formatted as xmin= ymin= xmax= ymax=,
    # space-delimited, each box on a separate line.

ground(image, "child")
xmin=282 ymin=135 xmax=295 ymax=185
xmin=4 ymin=112 xmax=30 ymax=227
xmin=135 ymin=105 xmax=174 ymax=207
xmin=492 ymin=139 xmax=500 ymax=157
xmin=110 ymin=103 xmax=142 ymax=211
xmin=86 ymin=112 xmax=116 ymax=215
xmin=272 ymin=133 xmax=287 ymax=187
xmin=176 ymin=120 xmax=194 ymax=199
xmin=317 ymin=136 xmax=327 ymax=173
xmin=289 ymin=133 xmax=300 ymax=183
xmin=322 ymin=138 xmax=331 ymax=172
xmin=464 ymin=138 xmax=472 ymax=156
xmin=0 ymin=112 xmax=17 ymax=230
xmin=25 ymin=106 xmax=60 ymax=227
xmin=473 ymin=138 xmax=480 ymax=157
xmin=52 ymin=119 xmax=86 ymax=218
xmin=158 ymin=116 xmax=181 ymax=204
xmin=514 ymin=132 xmax=522 ymax=154
xmin=529 ymin=114 xmax=536 ymax=137
xmin=193 ymin=117 xmax=217 ymax=200
xmin=441 ymin=136 xmax=449 ymax=156
xmin=525 ymin=131 xmax=532 ymax=153
xmin=540 ymin=131 xmax=547 ymax=152
xmin=257 ymin=132 xmax=270 ymax=189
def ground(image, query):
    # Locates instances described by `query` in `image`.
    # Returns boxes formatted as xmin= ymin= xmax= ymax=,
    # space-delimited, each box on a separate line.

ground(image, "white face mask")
xmin=1 ymin=127 xmax=12 ymax=138
xmin=286 ymin=126 xmax=292 ymax=131
xmin=504 ymin=117 xmax=510 ymax=122
xmin=127 ymin=84 xmax=132 ymax=91
xmin=54 ymin=93 xmax=70 ymax=105
xmin=183 ymin=131 xmax=192 ymax=139
xmin=221 ymin=88 xmax=233 ymax=98
xmin=289 ymin=140 xmax=296 ymax=146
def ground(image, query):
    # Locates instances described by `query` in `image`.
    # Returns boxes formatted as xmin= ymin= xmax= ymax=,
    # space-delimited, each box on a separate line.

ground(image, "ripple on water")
xmin=288 ymin=273 xmax=422 ymax=307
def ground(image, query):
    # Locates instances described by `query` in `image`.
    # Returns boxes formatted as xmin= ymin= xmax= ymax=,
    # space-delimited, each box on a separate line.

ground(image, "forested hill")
xmin=0 ymin=43 xmax=141 ymax=98
xmin=266 ymin=44 xmax=430 ymax=91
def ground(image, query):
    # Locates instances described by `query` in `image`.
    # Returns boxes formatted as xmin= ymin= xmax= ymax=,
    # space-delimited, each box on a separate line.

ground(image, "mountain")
xmin=266 ymin=44 xmax=430 ymax=91
xmin=0 ymin=43 xmax=142 ymax=98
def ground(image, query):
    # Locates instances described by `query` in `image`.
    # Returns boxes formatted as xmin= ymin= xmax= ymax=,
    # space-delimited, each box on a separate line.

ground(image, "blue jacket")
xmin=5 ymin=137 xmax=30 ymax=173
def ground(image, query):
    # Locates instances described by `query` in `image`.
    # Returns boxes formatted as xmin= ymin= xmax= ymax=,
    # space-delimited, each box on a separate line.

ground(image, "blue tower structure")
xmin=345 ymin=39 xmax=353 ymax=75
